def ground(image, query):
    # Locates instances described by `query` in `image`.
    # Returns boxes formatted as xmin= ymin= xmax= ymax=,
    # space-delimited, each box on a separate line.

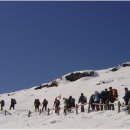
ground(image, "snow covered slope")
xmin=0 ymin=62 xmax=130 ymax=128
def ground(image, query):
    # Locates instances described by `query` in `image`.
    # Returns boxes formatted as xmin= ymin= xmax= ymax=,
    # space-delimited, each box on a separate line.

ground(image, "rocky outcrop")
xmin=110 ymin=62 xmax=130 ymax=72
xmin=34 ymin=81 xmax=58 ymax=90
xmin=65 ymin=71 xmax=95 ymax=82
xmin=122 ymin=63 xmax=130 ymax=67
xmin=111 ymin=67 xmax=118 ymax=72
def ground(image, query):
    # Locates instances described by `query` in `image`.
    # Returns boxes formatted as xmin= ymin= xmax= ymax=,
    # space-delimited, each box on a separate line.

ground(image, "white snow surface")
xmin=0 ymin=65 xmax=130 ymax=128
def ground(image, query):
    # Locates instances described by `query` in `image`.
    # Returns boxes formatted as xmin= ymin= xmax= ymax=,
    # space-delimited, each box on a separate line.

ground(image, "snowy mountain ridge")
xmin=0 ymin=62 xmax=130 ymax=128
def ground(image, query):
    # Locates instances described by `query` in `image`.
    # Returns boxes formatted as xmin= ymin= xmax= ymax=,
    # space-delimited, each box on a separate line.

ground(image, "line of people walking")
xmin=1 ymin=87 xmax=130 ymax=113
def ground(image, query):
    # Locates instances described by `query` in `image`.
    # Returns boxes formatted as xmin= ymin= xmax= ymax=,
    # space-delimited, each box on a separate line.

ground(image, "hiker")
xmin=67 ymin=96 xmax=74 ymax=112
xmin=63 ymin=98 xmax=69 ymax=114
xmin=100 ymin=90 xmax=106 ymax=110
xmin=42 ymin=99 xmax=48 ymax=111
xmin=10 ymin=98 xmax=17 ymax=110
xmin=104 ymin=88 xmax=109 ymax=109
xmin=53 ymin=98 xmax=60 ymax=113
xmin=100 ymin=89 xmax=109 ymax=110
xmin=123 ymin=87 xmax=130 ymax=109
xmin=89 ymin=94 xmax=95 ymax=110
xmin=34 ymin=99 xmax=41 ymax=112
xmin=63 ymin=98 xmax=68 ymax=109
xmin=93 ymin=91 xmax=100 ymax=111
xmin=78 ymin=93 xmax=87 ymax=112
xmin=0 ymin=100 xmax=5 ymax=110
xmin=108 ymin=87 xmax=116 ymax=110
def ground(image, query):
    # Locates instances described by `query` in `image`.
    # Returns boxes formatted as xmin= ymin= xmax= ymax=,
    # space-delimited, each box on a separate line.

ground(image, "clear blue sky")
xmin=0 ymin=1 xmax=130 ymax=93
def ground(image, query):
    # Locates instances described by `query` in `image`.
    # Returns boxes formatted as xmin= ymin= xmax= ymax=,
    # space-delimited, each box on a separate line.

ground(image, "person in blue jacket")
xmin=93 ymin=91 xmax=100 ymax=111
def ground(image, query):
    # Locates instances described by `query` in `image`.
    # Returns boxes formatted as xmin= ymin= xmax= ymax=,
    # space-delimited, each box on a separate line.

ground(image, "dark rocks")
xmin=65 ymin=71 xmax=95 ymax=82
xmin=51 ymin=81 xmax=58 ymax=87
xmin=7 ymin=93 xmax=15 ymax=96
xmin=96 ymin=81 xmax=105 ymax=85
xmin=111 ymin=67 xmax=118 ymax=72
xmin=110 ymin=62 xmax=130 ymax=72
xmin=34 ymin=85 xmax=44 ymax=90
xmin=34 ymin=81 xmax=58 ymax=90
xmin=122 ymin=63 xmax=130 ymax=67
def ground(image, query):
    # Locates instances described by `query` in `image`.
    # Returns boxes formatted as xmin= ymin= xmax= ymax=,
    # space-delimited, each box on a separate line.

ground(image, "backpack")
xmin=112 ymin=89 xmax=118 ymax=98
xmin=1 ymin=100 xmax=5 ymax=106
xmin=13 ymin=99 xmax=17 ymax=104
xmin=127 ymin=90 xmax=130 ymax=99
xmin=55 ymin=100 xmax=60 ymax=106
xmin=84 ymin=96 xmax=87 ymax=103
xmin=44 ymin=99 xmax=48 ymax=105
xmin=72 ymin=98 xmax=75 ymax=107
xmin=65 ymin=99 xmax=68 ymax=104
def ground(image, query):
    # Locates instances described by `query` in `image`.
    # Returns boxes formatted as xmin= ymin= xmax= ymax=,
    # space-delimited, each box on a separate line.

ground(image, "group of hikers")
xmin=0 ymin=87 xmax=130 ymax=113
xmin=89 ymin=87 xmax=118 ymax=111
xmin=0 ymin=98 xmax=17 ymax=111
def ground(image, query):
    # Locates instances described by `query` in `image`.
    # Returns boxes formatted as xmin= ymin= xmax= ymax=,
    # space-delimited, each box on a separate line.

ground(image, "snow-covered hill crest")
xmin=0 ymin=62 xmax=130 ymax=128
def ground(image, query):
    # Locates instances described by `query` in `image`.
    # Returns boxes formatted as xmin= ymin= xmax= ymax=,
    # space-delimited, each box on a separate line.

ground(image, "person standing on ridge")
xmin=123 ymin=87 xmax=130 ymax=110
xmin=53 ymin=98 xmax=60 ymax=113
xmin=78 ymin=93 xmax=87 ymax=112
xmin=0 ymin=100 xmax=5 ymax=110
xmin=42 ymin=99 xmax=48 ymax=111
xmin=34 ymin=99 xmax=41 ymax=112
xmin=10 ymin=98 xmax=17 ymax=110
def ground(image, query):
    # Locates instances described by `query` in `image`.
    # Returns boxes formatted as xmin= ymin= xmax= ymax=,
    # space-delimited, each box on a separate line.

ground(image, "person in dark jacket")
xmin=34 ymin=99 xmax=41 ymax=112
xmin=108 ymin=87 xmax=115 ymax=110
xmin=123 ymin=87 xmax=130 ymax=109
xmin=42 ymin=99 xmax=48 ymax=111
xmin=54 ymin=98 xmax=60 ymax=113
xmin=0 ymin=100 xmax=5 ymax=110
xmin=89 ymin=94 xmax=95 ymax=110
xmin=104 ymin=88 xmax=109 ymax=101
xmin=78 ymin=93 xmax=87 ymax=112
xmin=100 ymin=89 xmax=109 ymax=110
xmin=100 ymin=90 xmax=106 ymax=110
xmin=10 ymin=98 xmax=17 ymax=110
xmin=67 ymin=96 xmax=73 ymax=112
xmin=93 ymin=91 xmax=100 ymax=111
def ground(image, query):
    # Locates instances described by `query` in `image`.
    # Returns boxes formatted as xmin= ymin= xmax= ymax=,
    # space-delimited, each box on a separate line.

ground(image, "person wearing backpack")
xmin=34 ymin=99 xmax=41 ymax=112
xmin=10 ymin=98 xmax=17 ymax=110
xmin=63 ymin=98 xmax=68 ymax=109
xmin=108 ymin=87 xmax=115 ymax=110
xmin=53 ymin=98 xmax=60 ymax=113
xmin=42 ymin=99 xmax=48 ymax=111
xmin=93 ymin=91 xmax=100 ymax=111
xmin=100 ymin=90 xmax=108 ymax=110
xmin=78 ymin=93 xmax=87 ymax=112
xmin=123 ymin=87 xmax=130 ymax=110
xmin=67 ymin=96 xmax=74 ymax=112
xmin=89 ymin=94 xmax=95 ymax=110
xmin=0 ymin=100 xmax=5 ymax=110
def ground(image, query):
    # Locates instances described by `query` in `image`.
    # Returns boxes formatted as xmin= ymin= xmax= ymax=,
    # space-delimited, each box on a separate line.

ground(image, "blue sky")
xmin=0 ymin=1 xmax=130 ymax=93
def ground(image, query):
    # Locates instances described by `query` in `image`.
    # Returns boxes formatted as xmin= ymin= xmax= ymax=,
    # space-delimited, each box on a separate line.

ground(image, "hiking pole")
xmin=64 ymin=107 xmax=67 ymax=116
xmin=47 ymin=108 xmax=50 ymax=116
xmin=76 ymin=104 xmax=78 ymax=114
xmin=118 ymin=101 xmax=121 ymax=113
xmin=128 ymin=101 xmax=130 ymax=115
xmin=5 ymin=110 xmax=6 ymax=116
